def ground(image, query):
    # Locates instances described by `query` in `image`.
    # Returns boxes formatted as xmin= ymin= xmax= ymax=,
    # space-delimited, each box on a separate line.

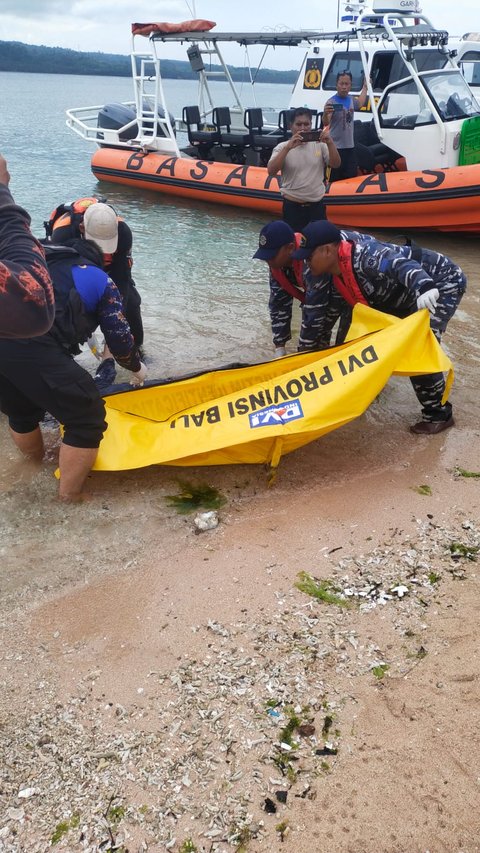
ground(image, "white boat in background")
xmin=66 ymin=0 xmax=480 ymax=233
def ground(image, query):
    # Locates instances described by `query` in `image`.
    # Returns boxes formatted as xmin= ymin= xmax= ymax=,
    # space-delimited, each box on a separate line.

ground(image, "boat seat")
xmin=213 ymin=107 xmax=250 ymax=163
xmin=245 ymin=107 xmax=285 ymax=165
xmin=353 ymin=119 xmax=403 ymax=173
xmin=182 ymin=105 xmax=220 ymax=158
xmin=279 ymin=108 xmax=296 ymax=134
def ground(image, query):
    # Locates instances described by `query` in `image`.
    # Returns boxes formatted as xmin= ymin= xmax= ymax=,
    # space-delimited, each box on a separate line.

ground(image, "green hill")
xmin=0 ymin=40 xmax=298 ymax=83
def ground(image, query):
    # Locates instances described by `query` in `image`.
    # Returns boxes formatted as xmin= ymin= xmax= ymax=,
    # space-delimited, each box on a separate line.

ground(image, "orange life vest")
xmin=332 ymin=240 xmax=368 ymax=306
xmin=271 ymin=233 xmax=306 ymax=303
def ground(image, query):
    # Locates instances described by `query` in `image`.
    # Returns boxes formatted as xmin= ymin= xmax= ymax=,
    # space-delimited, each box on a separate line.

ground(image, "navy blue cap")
xmin=253 ymin=221 xmax=296 ymax=260
xmin=291 ymin=220 xmax=342 ymax=259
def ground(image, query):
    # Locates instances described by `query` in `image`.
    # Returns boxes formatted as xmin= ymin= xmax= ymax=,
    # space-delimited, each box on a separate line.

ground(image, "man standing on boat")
xmin=322 ymin=70 xmax=369 ymax=181
xmin=292 ymin=221 xmax=466 ymax=434
xmin=46 ymin=197 xmax=145 ymax=353
xmin=267 ymin=108 xmax=341 ymax=231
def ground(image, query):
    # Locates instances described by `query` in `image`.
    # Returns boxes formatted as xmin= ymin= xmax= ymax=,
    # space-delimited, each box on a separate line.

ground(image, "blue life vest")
xmin=43 ymin=244 xmax=107 ymax=354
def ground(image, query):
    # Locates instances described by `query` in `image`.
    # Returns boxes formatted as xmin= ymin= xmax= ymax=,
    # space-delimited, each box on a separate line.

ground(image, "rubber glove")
xmin=416 ymin=288 xmax=439 ymax=314
xmin=129 ymin=361 xmax=147 ymax=387
xmin=274 ymin=346 xmax=287 ymax=359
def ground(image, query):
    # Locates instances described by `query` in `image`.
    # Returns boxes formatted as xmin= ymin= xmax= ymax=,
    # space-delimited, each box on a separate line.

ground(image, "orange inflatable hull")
xmin=91 ymin=148 xmax=480 ymax=233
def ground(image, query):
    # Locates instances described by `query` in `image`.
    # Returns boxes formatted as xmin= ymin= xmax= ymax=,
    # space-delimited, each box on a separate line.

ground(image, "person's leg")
xmin=1 ymin=338 xmax=106 ymax=499
xmin=410 ymin=272 xmax=465 ymax=433
xmin=410 ymin=372 xmax=453 ymax=433
xmin=307 ymin=200 xmax=327 ymax=223
xmin=0 ymin=351 xmax=46 ymax=460
xmin=42 ymin=365 xmax=106 ymax=500
xmin=58 ymin=445 xmax=99 ymax=501
xmin=124 ymin=283 xmax=144 ymax=349
xmin=9 ymin=425 xmax=44 ymax=461
xmin=282 ymin=199 xmax=310 ymax=231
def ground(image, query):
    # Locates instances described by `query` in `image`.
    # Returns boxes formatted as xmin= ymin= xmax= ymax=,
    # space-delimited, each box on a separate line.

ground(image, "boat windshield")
xmin=379 ymin=70 xmax=480 ymax=128
xmin=423 ymin=70 xmax=480 ymax=120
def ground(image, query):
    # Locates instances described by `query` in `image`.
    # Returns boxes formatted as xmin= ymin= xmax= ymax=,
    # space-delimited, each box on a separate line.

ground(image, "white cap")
xmin=83 ymin=203 xmax=118 ymax=254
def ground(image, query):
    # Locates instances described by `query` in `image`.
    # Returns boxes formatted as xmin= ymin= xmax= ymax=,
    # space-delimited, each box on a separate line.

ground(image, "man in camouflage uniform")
xmin=253 ymin=220 xmax=351 ymax=357
xmin=293 ymin=220 xmax=466 ymax=434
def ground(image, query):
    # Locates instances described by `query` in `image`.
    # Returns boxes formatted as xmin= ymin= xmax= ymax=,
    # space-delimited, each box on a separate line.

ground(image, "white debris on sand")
xmin=0 ymin=513 xmax=478 ymax=852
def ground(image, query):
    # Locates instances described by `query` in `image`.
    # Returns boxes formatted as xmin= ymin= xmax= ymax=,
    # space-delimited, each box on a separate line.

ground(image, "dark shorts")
xmin=0 ymin=337 xmax=106 ymax=448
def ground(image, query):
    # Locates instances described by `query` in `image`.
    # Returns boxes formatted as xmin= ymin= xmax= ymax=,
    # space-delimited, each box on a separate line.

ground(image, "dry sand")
xmin=1 ymin=381 xmax=480 ymax=853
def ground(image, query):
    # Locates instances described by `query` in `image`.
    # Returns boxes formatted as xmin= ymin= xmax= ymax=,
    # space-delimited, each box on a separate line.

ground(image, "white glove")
xmin=416 ymin=288 xmax=439 ymax=314
xmin=274 ymin=346 xmax=287 ymax=359
xmin=129 ymin=361 xmax=147 ymax=387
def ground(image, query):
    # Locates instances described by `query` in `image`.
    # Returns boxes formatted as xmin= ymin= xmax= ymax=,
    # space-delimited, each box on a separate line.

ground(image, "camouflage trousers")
xmin=410 ymin=276 xmax=466 ymax=422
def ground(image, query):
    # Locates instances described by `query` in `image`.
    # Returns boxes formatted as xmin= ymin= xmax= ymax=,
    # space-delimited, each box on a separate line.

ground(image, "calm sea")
xmin=1 ymin=70 xmax=479 ymax=383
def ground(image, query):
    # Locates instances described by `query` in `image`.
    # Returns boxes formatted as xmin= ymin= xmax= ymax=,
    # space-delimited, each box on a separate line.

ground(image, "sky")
xmin=0 ymin=0 xmax=475 ymax=71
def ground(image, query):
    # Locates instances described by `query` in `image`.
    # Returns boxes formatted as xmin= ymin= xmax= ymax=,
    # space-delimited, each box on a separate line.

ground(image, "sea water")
xmin=1 ymin=70 xmax=479 ymax=384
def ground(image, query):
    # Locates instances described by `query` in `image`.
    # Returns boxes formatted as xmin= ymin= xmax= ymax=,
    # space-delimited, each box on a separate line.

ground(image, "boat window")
xmin=458 ymin=51 xmax=480 ymax=86
xmin=379 ymin=78 xmax=432 ymax=128
xmin=423 ymin=70 xmax=480 ymax=120
xmin=379 ymin=70 xmax=480 ymax=129
xmin=323 ymin=52 xmax=366 ymax=90
xmin=368 ymin=48 xmax=447 ymax=93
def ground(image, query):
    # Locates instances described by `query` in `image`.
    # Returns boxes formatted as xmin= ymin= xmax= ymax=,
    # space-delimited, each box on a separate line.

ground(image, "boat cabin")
xmin=66 ymin=0 xmax=480 ymax=177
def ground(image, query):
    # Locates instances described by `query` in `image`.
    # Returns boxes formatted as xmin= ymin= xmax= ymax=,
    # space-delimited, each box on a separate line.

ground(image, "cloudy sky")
xmin=0 ymin=0 xmax=475 ymax=70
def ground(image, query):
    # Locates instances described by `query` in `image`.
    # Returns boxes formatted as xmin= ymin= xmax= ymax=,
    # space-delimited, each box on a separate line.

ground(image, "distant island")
xmin=0 ymin=40 xmax=298 ymax=84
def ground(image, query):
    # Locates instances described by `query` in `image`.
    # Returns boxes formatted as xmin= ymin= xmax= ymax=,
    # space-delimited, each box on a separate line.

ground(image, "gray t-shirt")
xmin=269 ymin=140 xmax=330 ymax=203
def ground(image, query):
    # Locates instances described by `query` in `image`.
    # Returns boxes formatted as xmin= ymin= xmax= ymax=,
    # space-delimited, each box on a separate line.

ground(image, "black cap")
xmin=291 ymin=220 xmax=342 ymax=259
xmin=253 ymin=221 xmax=296 ymax=260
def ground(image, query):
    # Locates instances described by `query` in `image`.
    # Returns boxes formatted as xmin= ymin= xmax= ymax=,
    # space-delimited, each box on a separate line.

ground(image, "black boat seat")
xmin=213 ymin=107 xmax=250 ymax=163
xmin=245 ymin=107 xmax=286 ymax=164
xmin=182 ymin=105 xmax=220 ymax=157
xmin=353 ymin=119 xmax=403 ymax=173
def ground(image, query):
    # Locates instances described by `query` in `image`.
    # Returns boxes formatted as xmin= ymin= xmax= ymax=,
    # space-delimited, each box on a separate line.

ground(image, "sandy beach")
xmin=1 ymin=367 xmax=480 ymax=853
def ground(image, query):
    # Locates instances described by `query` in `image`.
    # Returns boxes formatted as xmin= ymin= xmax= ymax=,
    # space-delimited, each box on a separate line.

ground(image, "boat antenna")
xmin=185 ymin=1 xmax=197 ymax=16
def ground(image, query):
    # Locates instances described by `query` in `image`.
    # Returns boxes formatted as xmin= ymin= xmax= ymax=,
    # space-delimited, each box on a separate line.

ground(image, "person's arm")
xmin=267 ymin=135 xmax=303 ymax=176
xmin=354 ymin=78 xmax=370 ymax=110
xmin=97 ymin=277 xmax=142 ymax=372
xmin=321 ymin=100 xmax=334 ymax=127
xmin=106 ymin=219 xmax=134 ymax=294
xmin=320 ymin=127 xmax=341 ymax=169
xmin=0 ymin=155 xmax=55 ymax=338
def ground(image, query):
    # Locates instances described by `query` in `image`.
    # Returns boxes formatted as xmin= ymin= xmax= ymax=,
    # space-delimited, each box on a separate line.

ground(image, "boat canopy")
xmin=144 ymin=24 xmax=449 ymax=48
xmin=132 ymin=20 xmax=216 ymax=37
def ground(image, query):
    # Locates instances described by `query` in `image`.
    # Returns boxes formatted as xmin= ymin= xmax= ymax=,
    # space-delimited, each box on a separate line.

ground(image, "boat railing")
xmin=66 ymin=102 xmax=179 ymax=154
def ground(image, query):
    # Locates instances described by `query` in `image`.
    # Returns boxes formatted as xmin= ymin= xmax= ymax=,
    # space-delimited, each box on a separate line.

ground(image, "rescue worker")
xmin=46 ymin=196 xmax=144 ymax=350
xmin=0 ymin=154 xmax=54 ymax=337
xmin=253 ymin=221 xmax=372 ymax=356
xmin=253 ymin=221 xmax=307 ymax=357
xmin=292 ymin=220 xmax=466 ymax=434
xmin=0 ymin=238 xmax=146 ymax=501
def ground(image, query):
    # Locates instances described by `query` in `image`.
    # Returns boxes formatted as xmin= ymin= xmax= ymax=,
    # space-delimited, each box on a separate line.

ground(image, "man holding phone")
xmin=267 ymin=107 xmax=341 ymax=231
xmin=322 ymin=70 xmax=369 ymax=181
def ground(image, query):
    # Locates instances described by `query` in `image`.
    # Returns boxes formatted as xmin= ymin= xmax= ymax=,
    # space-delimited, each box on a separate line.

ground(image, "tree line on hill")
xmin=0 ymin=40 xmax=298 ymax=84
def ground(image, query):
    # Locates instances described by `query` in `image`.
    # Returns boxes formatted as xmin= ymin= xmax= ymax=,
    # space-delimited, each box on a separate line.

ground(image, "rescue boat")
xmin=67 ymin=0 xmax=480 ymax=234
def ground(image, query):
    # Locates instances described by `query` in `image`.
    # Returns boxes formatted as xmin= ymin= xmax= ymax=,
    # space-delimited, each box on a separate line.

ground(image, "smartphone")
xmin=300 ymin=129 xmax=322 ymax=142
xmin=331 ymin=102 xmax=344 ymax=112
